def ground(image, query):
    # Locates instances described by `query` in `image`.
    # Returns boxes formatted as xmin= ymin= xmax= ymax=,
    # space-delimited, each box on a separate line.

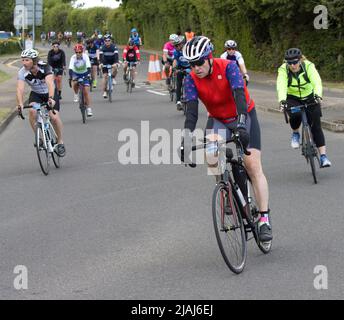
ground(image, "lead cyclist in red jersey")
xmin=181 ymin=36 xmax=272 ymax=242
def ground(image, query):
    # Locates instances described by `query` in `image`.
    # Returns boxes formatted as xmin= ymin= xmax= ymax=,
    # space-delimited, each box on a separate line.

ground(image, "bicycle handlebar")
xmin=282 ymin=102 xmax=318 ymax=124
xmin=184 ymin=131 xmax=251 ymax=168
xmin=17 ymin=102 xmax=55 ymax=120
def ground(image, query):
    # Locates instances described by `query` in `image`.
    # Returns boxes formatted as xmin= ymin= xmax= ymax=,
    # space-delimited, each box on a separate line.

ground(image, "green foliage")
xmin=0 ymin=39 xmax=21 ymax=55
xmin=0 ymin=0 xmax=15 ymax=32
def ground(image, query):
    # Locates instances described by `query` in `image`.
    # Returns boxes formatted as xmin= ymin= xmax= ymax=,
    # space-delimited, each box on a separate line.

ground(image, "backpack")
xmin=286 ymin=62 xmax=310 ymax=87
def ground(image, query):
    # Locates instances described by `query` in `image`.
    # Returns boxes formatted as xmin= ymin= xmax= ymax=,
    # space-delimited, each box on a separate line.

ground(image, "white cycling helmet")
xmin=169 ymin=34 xmax=179 ymax=42
xmin=224 ymin=40 xmax=237 ymax=49
xmin=182 ymin=36 xmax=213 ymax=62
xmin=21 ymin=49 xmax=39 ymax=59
xmin=171 ymin=35 xmax=184 ymax=46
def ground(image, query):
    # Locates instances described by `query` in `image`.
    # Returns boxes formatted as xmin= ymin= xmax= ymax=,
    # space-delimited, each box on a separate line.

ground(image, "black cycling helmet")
xmin=285 ymin=48 xmax=302 ymax=61
xmin=52 ymin=40 xmax=60 ymax=46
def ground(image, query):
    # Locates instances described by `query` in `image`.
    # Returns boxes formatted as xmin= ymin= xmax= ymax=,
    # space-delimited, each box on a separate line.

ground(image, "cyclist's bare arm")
xmin=45 ymin=74 xmax=56 ymax=99
xmin=16 ymin=80 xmax=25 ymax=107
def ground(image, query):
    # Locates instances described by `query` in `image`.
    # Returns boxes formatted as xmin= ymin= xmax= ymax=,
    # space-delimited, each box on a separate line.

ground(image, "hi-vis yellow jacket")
xmin=277 ymin=60 xmax=323 ymax=102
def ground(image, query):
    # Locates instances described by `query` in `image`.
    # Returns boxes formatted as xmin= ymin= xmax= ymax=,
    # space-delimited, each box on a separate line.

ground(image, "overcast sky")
xmin=73 ymin=0 xmax=121 ymax=9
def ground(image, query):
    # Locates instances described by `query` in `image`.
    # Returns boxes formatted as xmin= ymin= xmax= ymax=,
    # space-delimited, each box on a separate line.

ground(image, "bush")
xmin=0 ymin=39 xmax=21 ymax=55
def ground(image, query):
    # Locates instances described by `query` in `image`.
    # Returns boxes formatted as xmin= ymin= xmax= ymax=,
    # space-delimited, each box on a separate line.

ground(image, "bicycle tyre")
xmin=36 ymin=125 xmax=49 ymax=175
xmin=49 ymin=128 xmax=60 ymax=169
xmin=129 ymin=72 xmax=133 ymax=94
xmin=246 ymin=180 xmax=272 ymax=254
xmin=212 ymin=182 xmax=247 ymax=274
xmin=304 ymin=126 xmax=317 ymax=184
xmin=108 ymin=76 xmax=112 ymax=103
xmin=79 ymin=89 xmax=86 ymax=124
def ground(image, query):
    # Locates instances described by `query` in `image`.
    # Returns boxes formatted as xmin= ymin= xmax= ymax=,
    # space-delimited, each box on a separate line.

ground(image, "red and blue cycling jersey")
xmin=185 ymin=58 xmax=254 ymax=121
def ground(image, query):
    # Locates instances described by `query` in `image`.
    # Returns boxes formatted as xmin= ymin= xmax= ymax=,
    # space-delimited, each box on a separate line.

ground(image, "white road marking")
xmin=146 ymin=90 xmax=167 ymax=96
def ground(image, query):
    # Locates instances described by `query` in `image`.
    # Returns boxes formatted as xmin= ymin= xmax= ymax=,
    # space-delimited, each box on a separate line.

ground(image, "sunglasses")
xmin=287 ymin=59 xmax=300 ymax=65
xmin=53 ymin=45 xmax=59 ymax=48
xmin=105 ymin=39 xmax=111 ymax=42
xmin=76 ymin=51 xmax=83 ymax=54
xmin=190 ymin=58 xmax=206 ymax=67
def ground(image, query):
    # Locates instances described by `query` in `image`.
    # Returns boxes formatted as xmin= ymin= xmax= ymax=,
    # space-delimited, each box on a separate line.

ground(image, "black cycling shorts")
xmin=28 ymin=90 xmax=60 ymax=112
xmin=205 ymin=108 xmax=261 ymax=150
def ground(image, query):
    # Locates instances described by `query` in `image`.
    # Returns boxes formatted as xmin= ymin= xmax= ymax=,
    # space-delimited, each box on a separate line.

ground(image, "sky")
xmin=73 ymin=0 xmax=121 ymax=9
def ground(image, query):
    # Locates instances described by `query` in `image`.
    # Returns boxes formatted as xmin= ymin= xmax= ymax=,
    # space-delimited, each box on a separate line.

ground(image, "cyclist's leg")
xmin=286 ymin=97 xmax=302 ymax=131
xmin=43 ymin=90 xmax=64 ymax=146
xmin=176 ymin=70 xmax=183 ymax=102
xmin=28 ymin=91 xmax=40 ymax=131
xmin=123 ymin=62 xmax=128 ymax=80
xmin=112 ymin=64 xmax=118 ymax=80
xmin=83 ymin=78 xmax=91 ymax=107
xmin=102 ymin=66 xmax=108 ymax=93
xmin=242 ymin=109 xmax=269 ymax=212
xmin=306 ymin=101 xmax=325 ymax=151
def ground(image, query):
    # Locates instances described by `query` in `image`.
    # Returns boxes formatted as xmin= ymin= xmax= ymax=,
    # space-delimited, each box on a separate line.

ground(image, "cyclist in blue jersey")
xmin=99 ymin=34 xmax=119 ymax=99
xmin=172 ymin=35 xmax=190 ymax=110
xmin=85 ymin=39 xmax=100 ymax=88
xmin=129 ymin=28 xmax=142 ymax=49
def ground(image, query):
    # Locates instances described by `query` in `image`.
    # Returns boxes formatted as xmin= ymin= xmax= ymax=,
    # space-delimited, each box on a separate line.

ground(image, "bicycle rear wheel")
xmin=36 ymin=125 xmax=49 ymax=175
xmin=303 ymin=126 xmax=317 ymax=184
xmin=212 ymin=182 xmax=247 ymax=274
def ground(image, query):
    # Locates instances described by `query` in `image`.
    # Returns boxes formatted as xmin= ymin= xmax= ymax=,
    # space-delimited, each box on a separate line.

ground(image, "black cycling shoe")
xmin=56 ymin=144 xmax=66 ymax=157
xmin=258 ymin=223 xmax=273 ymax=242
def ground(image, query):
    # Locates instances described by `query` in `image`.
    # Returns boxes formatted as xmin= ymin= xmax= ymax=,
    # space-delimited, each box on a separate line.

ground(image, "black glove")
xmin=279 ymin=100 xmax=287 ymax=111
xmin=314 ymin=94 xmax=322 ymax=105
xmin=237 ymin=127 xmax=249 ymax=150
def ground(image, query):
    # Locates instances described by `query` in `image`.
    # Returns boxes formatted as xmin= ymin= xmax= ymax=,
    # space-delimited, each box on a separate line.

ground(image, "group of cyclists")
xmin=17 ymin=25 xmax=332 ymax=243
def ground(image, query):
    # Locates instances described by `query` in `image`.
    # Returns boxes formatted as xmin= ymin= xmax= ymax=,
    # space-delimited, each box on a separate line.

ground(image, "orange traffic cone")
xmin=161 ymin=66 xmax=171 ymax=80
xmin=147 ymin=54 xmax=161 ymax=82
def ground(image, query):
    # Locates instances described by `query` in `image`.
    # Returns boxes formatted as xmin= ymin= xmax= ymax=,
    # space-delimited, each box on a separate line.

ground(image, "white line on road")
xmin=146 ymin=90 xmax=167 ymax=96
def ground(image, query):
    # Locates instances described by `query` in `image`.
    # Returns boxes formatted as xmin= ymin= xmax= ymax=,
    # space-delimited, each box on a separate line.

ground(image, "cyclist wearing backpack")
xmin=277 ymin=48 xmax=331 ymax=168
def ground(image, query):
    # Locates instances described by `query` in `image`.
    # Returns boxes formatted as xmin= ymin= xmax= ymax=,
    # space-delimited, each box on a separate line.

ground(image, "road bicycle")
xmin=77 ymin=76 xmax=91 ymax=124
xmin=18 ymin=102 xmax=61 ymax=175
xmin=283 ymin=102 xmax=320 ymax=184
xmin=176 ymin=69 xmax=189 ymax=115
xmin=104 ymin=64 xmax=114 ymax=103
xmin=124 ymin=61 xmax=138 ymax=93
xmin=187 ymin=132 xmax=272 ymax=274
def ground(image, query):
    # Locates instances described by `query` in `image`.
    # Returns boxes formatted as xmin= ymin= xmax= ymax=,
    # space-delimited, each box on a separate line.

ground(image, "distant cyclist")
xmin=172 ymin=35 xmax=190 ymax=111
xmin=47 ymin=41 xmax=66 ymax=100
xmin=99 ymin=34 xmax=119 ymax=99
xmin=221 ymin=40 xmax=249 ymax=84
xmin=40 ymin=31 xmax=47 ymax=46
xmin=85 ymin=39 xmax=100 ymax=88
xmin=129 ymin=28 xmax=142 ymax=49
xmin=162 ymin=34 xmax=178 ymax=86
xmin=277 ymin=48 xmax=331 ymax=168
xmin=122 ymin=40 xmax=140 ymax=87
xmin=68 ymin=44 xmax=93 ymax=117
xmin=16 ymin=49 xmax=66 ymax=157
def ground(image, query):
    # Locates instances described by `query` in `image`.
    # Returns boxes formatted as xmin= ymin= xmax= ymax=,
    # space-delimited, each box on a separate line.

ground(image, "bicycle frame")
xmin=126 ymin=62 xmax=137 ymax=93
xmin=77 ymin=77 xmax=88 ymax=123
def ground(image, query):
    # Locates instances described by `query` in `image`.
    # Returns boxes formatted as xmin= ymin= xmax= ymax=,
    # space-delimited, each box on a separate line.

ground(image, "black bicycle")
xmin=168 ymin=68 xmax=177 ymax=102
xmin=125 ymin=61 xmax=137 ymax=93
xmin=18 ymin=103 xmax=61 ymax=175
xmin=187 ymin=133 xmax=272 ymax=274
xmin=283 ymin=103 xmax=320 ymax=184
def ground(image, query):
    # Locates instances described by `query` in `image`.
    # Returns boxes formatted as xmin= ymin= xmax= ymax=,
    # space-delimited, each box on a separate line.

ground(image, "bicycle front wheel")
xmin=304 ymin=126 xmax=317 ymax=184
xmin=79 ymin=90 xmax=86 ymax=124
xmin=212 ymin=182 xmax=247 ymax=274
xmin=36 ymin=125 xmax=49 ymax=175
xmin=108 ymin=76 xmax=112 ymax=102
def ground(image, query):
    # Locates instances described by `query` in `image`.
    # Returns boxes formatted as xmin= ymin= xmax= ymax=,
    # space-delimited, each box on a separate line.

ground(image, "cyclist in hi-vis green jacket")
xmin=277 ymin=48 xmax=331 ymax=168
